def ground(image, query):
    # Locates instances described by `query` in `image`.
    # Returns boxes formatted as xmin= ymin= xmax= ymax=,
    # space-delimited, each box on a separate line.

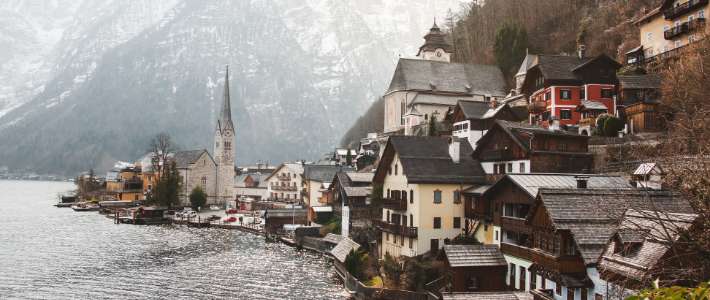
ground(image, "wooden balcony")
xmin=501 ymin=217 xmax=531 ymax=234
xmin=664 ymin=18 xmax=705 ymax=39
xmin=382 ymin=197 xmax=407 ymax=211
xmin=664 ymin=0 xmax=708 ymax=19
xmin=277 ymin=174 xmax=291 ymax=181
xmin=480 ymin=148 xmax=512 ymax=161
xmin=500 ymin=243 xmax=586 ymax=274
xmin=375 ymin=220 xmax=418 ymax=238
xmin=528 ymin=101 xmax=547 ymax=113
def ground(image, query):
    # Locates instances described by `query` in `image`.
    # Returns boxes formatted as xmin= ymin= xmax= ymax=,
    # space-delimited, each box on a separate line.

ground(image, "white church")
xmin=174 ymin=66 xmax=236 ymax=206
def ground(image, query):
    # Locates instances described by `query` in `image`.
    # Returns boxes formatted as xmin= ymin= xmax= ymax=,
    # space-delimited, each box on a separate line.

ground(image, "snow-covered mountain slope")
xmin=0 ymin=0 xmax=464 ymax=175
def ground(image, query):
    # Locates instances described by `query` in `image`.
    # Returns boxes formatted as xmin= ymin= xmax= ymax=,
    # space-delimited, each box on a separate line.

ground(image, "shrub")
xmin=189 ymin=186 xmax=207 ymax=210
xmin=344 ymin=249 xmax=369 ymax=281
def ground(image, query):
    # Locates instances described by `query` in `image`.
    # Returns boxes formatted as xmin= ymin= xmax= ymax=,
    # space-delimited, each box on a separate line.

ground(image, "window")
xmin=402 ymin=190 xmax=407 ymax=203
xmin=453 ymin=217 xmax=461 ymax=229
xmin=387 ymin=210 xmax=390 ymax=222
xmin=468 ymin=276 xmax=479 ymax=291
xmin=601 ymin=88 xmax=614 ymax=98
xmin=560 ymin=89 xmax=572 ymax=100
xmin=545 ymin=91 xmax=551 ymax=100
xmin=675 ymin=40 xmax=682 ymax=48
xmin=558 ymin=142 xmax=568 ymax=152
xmin=409 ymin=237 xmax=413 ymax=248
xmin=409 ymin=214 xmax=413 ymax=227
xmin=530 ymin=271 xmax=537 ymax=290
xmin=433 ymin=217 xmax=441 ymax=229
xmin=555 ymin=282 xmax=561 ymax=295
xmin=507 ymin=163 xmax=513 ymax=173
xmin=386 ymin=233 xmax=389 ymax=241
xmin=560 ymin=109 xmax=572 ymax=120
xmin=580 ymin=88 xmax=586 ymax=100
xmin=434 ymin=190 xmax=442 ymax=203
xmin=567 ymin=289 xmax=574 ymax=300
xmin=519 ymin=162 xmax=526 ymax=173
xmin=509 ymin=264 xmax=516 ymax=287
xmin=646 ymin=32 xmax=652 ymax=42
xmin=581 ymin=288 xmax=588 ymax=300
xmin=401 ymin=235 xmax=405 ymax=246
xmin=388 ymin=167 xmax=391 ymax=175
xmin=394 ymin=163 xmax=398 ymax=175
xmin=495 ymin=230 xmax=499 ymax=241
xmin=201 ymin=176 xmax=207 ymax=186
xmin=519 ymin=266 xmax=526 ymax=291
xmin=410 ymin=190 xmax=414 ymax=204
xmin=453 ymin=190 xmax=461 ymax=204
xmin=393 ymin=234 xmax=397 ymax=244
xmin=430 ymin=239 xmax=439 ymax=252
xmin=387 ymin=189 xmax=391 ymax=199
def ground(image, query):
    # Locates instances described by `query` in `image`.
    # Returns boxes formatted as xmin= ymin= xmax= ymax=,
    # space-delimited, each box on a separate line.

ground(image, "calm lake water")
xmin=0 ymin=180 xmax=347 ymax=300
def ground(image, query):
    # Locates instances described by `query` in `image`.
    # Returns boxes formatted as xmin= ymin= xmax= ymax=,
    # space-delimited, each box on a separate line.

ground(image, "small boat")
xmin=209 ymin=205 xmax=221 ymax=211
xmin=55 ymin=195 xmax=77 ymax=207
xmin=71 ymin=203 xmax=100 ymax=212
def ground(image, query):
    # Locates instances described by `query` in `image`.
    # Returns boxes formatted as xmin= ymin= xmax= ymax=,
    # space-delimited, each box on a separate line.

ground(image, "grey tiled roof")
xmin=343 ymin=186 xmax=371 ymax=197
xmin=388 ymin=136 xmax=486 ymax=184
xmin=481 ymin=120 xmax=588 ymax=153
xmin=443 ymin=244 xmax=507 ymax=267
xmin=330 ymin=237 xmax=360 ymax=263
xmin=578 ymin=100 xmax=608 ymax=111
xmin=323 ymin=233 xmax=344 ymax=245
xmin=537 ymin=188 xmax=694 ymax=265
xmin=387 ymin=58 xmax=506 ymax=96
xmin=345 ymin=172 xmax=373 ymax=183
xmin=598 ymin=209 xmax=696 ymax=281
xmin=304 ymin=165 xmax=352 ymax=183
xmin=172 ymin=150 xmax=210 ymax=169
xmin=458 ymin=101 xmax=492 ymax=120
xmin=502 ymin=174 xmax=632 ymax=198
xmin=619 ymin=74 xmax=662 ymax=90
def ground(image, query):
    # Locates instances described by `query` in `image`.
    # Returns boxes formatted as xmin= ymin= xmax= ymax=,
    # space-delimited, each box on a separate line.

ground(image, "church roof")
xmin=173 ymin=150 xmax=213 ymax=169
xmin=387 ymin=59 xmax=506 ymax=96
xmin=217 ymin=66 xmax=234 ymax=133
xmin=417 ymin=22 xmax=453 ymax=55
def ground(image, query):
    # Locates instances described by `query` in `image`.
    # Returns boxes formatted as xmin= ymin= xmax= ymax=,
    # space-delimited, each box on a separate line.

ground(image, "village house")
xmin=597 ymin=209 xmax=699 ymax=298
xmin=105 ymin=164 xmax=144 ymax=201
xmin=617 ymin=74 xmax=664 ymax=134
xmin=472 ymin=120 xmax=593 ymax=178
xmin=329 ymin=171 xmax=374 ymax=237
xmin=173 ymin=149 xmax=218 ymax=205
xmin=626 ymin=0 xmax=708 ymax=66
xmin=332 ymin=149 xmax=357 ymax=167
xmin=234 ymin=172 xmax=270 ymax=202
xmin=522 ymin=51 xmax=622 ymax=129
xmin=443 ymin=244 xmax=509 ymax=293
xmin=384 ymin=23 xmax=506 ymax=134
xmin=373 ymin=136 xmax=487 ymax=258
xmin=303 ymin=165 xmax=352 ymax=223
xmin=265 ymin=162 xmax=305 ymax=203
xmin=449 ymin=100 xmax=528 ymax=150
xmin=524 ymin=187 xmax=693 ymax=300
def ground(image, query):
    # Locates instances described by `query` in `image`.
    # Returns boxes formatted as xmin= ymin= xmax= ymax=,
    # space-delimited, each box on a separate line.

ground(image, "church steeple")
xmin=218 ymin=65 xmax=234 ymax=133
xmin=417 ymin=21 xmax=453 ymax=62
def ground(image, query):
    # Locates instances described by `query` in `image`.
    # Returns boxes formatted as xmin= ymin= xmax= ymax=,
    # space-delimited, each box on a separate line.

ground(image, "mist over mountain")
xmin=0 ymin=0 xmax=463 ymax=175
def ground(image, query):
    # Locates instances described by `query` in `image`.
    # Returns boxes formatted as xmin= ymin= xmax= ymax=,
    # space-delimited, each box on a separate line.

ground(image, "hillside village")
xmin=65 ymin=1 xmax=710 ymax=300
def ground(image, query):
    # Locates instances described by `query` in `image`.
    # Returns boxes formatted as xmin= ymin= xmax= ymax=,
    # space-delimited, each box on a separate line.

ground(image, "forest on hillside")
xmin=340 ymin=0 xmax=658 ymax=147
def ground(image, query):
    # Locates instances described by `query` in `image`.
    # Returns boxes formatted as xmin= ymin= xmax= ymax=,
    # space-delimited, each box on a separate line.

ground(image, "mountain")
xmin=0 ymin=0 xmax=464 ymax=175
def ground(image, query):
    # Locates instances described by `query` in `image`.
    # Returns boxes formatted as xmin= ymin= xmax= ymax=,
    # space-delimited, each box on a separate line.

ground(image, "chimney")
xmin=575 ymin=175 xmax=590 ymax=189
xmin=449 ymin=136 xmax=461 ymax=164
xmin=578 ymin=44 xmax=586 ymax=59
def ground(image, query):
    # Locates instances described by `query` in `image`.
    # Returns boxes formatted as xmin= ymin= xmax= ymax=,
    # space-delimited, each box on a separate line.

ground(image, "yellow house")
xmin=106 ymin=166 xmax=144 ymax=201
xmin=628 ymin=0 xmax=708 ymax=64
xmin=373 ymin=136 xmax=487 ymax=259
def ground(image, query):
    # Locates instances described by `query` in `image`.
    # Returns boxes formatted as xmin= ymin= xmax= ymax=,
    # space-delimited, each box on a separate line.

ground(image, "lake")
xmin=0 ymin=180 xmax=347 ymax=300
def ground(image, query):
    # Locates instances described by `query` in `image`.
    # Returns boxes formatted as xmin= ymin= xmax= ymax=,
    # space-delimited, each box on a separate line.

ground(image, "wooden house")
xmin=449 ymin=100 xmax=528 ymax=149
xmin=329 ymin=171 xmax=374 ymax=237
xmin=618 ymin=75 xmax=664 ymax=133
xmin=443 ymin=244 xmax=509 ymax=292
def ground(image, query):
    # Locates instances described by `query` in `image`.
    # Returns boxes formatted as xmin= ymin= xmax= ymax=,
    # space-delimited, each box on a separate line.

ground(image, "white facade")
xmin=265 ymin=163 xmax=304 ymax=202
xmin=481 ymin=160 xmax=531 ymax=175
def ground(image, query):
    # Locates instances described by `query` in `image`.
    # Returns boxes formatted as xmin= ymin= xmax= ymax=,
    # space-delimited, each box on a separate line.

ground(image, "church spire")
xmin=218 ymin=65 xmax=234 ymax=132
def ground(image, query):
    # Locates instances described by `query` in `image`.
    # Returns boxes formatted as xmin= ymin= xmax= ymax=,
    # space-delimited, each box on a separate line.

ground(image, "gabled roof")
xmin=457 ymin=101 xmax=492 ymax=120
xmin=532 ymin=188 xmax=694 ymax=265
xmin=386 ymin=58 xmax=506 ymax=96
xmin=474 ymin=120 xmax=589 ymax=156
xmin=374 ymin=136 xmax=486 ymax=184
xmin=599 ymin=209 xmax=697 ymax=282
xmin=618 ymin=74 xmax=662 ymax=90
xmin=343 ymin=186 xmax=371 ymax=197
xmin=264 ymin=163 xmax=305 ymax=181
xmin=577 ymin=100 xmax=608 ymax=111
xmin=346 ymin=172 xmax=373 ymax=184
xmin=304 ymin=165 xmax=352 ymax=183
xmin=526 ymin=54 xmax=621 ymax=83
xmin=444 ymin=244 xmax=507 ymax=268
xmin=173 ymin=150 xmax=213 ymax=169
xmin=516 ymin=54 xmax=538 ymax=77
xmin=330 ymin=237 xmax=360 ymax=263
xmin=634 ymin=162 xmax=663 ymax=175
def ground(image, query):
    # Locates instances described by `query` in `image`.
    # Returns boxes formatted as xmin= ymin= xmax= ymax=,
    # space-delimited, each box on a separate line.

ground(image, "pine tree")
xmin=189 ymin=186 xmax=207 ymax=211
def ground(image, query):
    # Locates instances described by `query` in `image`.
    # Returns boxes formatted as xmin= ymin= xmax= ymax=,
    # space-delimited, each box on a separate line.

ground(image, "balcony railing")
xmin=500 ymin=243 xmax=586 ymax=274
xmin=277 ymin=174 xmax=291 ymax=181
xmin=375 ymin=220 xmax=418 ymax=238
xmin=531 ymin=289 xmax=555 ymax=300
xmin=382 ymin=197 xmax=407 ymax=211
xmin=272 ymin=185 xmax=297 ymax=191
xmin=664 ymin=0 xmax=708 ymax=19
xmin=664 ymin=18 xmax=706 ymax=39
xmin=480 ymin=148 xmax=512 ymax=161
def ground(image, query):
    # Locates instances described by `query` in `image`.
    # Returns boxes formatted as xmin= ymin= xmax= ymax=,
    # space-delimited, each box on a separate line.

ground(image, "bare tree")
xmin=149 ymin=133 xmax=173 ymax=178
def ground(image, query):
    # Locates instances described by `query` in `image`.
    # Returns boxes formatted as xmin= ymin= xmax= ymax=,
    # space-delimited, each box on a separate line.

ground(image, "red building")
xmin=522 ymin=52 xmax=622 ymax=127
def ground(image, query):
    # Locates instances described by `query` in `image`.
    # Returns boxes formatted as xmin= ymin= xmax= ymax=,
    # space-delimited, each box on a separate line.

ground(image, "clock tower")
xmin=214 ymin=65 xmax=235 ymax=204
xmin=416 ymin=21 xmax=453 ymax=63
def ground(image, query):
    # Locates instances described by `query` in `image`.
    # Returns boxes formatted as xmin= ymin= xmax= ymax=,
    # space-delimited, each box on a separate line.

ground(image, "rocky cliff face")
xmin=0 ymin=0 xmax=463 ymax=175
